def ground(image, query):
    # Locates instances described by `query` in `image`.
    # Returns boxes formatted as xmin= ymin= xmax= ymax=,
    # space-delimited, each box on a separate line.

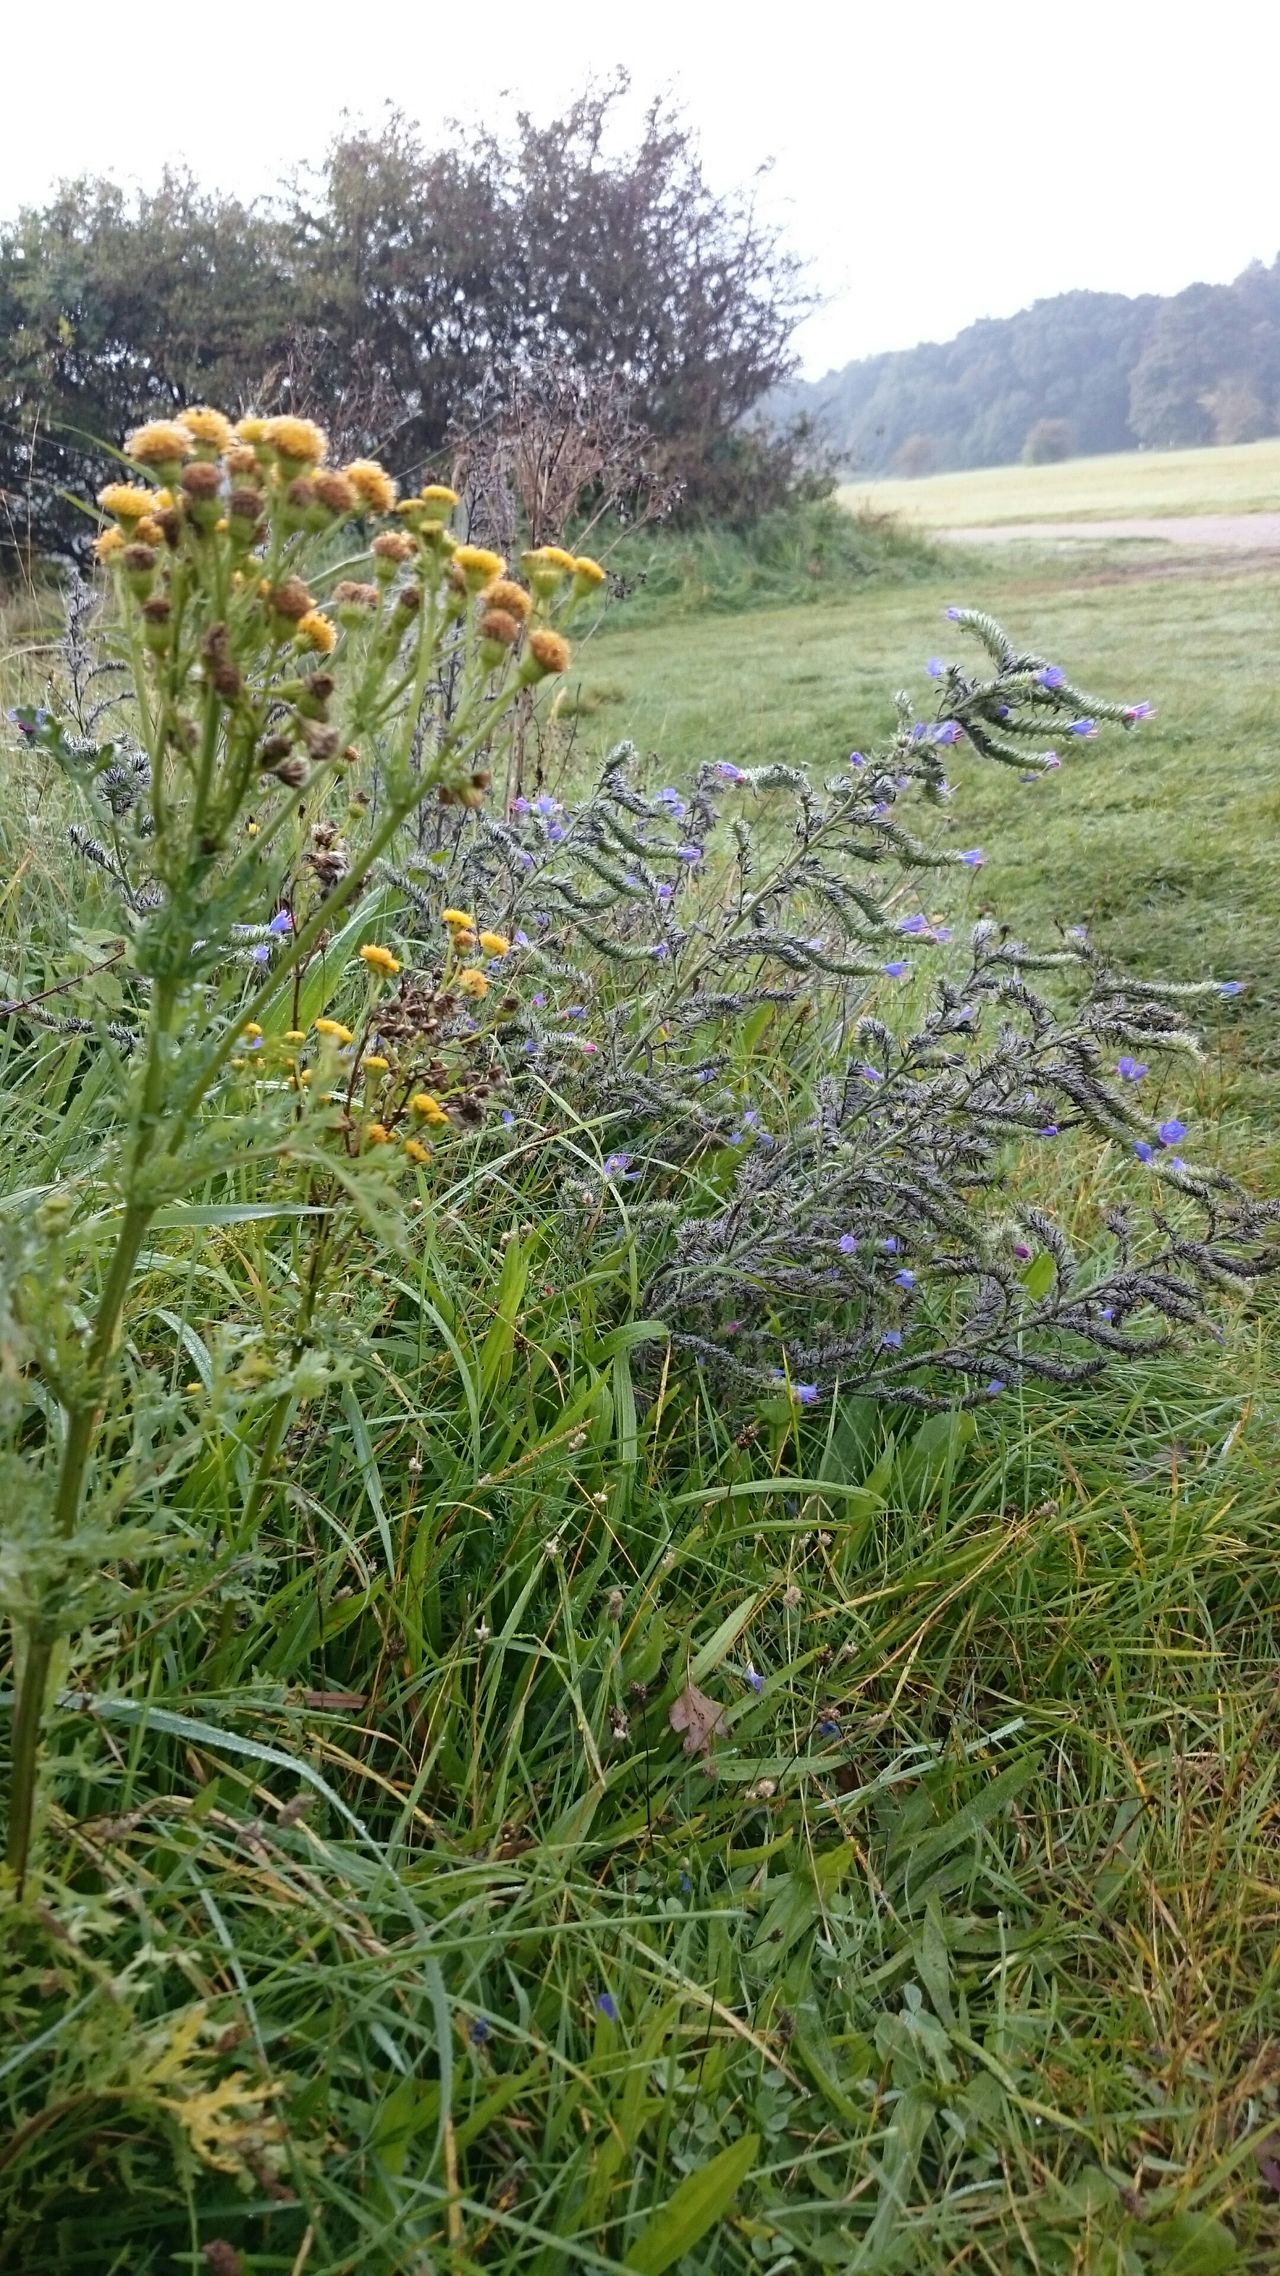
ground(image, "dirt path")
xmin=945 ymin=513 xmax=1280 ymax=549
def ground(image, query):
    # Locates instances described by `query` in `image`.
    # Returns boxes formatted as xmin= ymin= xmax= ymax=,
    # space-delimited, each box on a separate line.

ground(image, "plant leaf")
xmin=624 ymin=2131 xmax=759 ymax=2274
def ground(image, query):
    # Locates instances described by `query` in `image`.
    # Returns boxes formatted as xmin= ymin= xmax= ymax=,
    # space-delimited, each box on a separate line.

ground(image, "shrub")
xmin=1022 ymin=417 xmax=1073 ymax=464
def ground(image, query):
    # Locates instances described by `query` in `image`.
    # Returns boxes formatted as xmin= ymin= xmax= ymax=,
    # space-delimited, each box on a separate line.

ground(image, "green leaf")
xmin=1143 ymin=2213 xmax=1239 ymax=2273
xmin=624 ymin=2131 xmax=759 ymax=2274
xmin=1022 ymin=1250 xmax=1057 ymax=1301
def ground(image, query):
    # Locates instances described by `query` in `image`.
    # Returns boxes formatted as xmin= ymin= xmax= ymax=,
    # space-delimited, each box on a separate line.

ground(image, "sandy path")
xmin=945 ymin=513 xmax=1280 ymax=549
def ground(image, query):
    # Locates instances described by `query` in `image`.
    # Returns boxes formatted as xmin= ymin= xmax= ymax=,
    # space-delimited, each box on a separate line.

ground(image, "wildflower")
xmin=478 ymin=931 xmax=510 ymax=956
xmin=264 ymin=415 xmax=327 ymax=466
xmin=1037 ymin=1124 xmax=1059 ymax=1138
xmin=359 ymin=943 xmax=401 ymax=977
xmin=881 ymin=1329 xmax=903 ymax=1349
xmin=242 ymin=1022 xmax=263 ymax=1041
xmin=932 ymin=722 xmax=963 ymax=746
xmin=403 ymin=1137 xmax=431 ymax=1166
xmin=268 ymin=575 xmax=313 ymax=622
xmin=500 ymin=1109 xmax=516 ymax=1129
xmin=959 ymin=848 xmax=985 ymax=867
xmin=1134 ymin=1139 xmax=1154 ymax=1162
xmin=782 ymin=1584 xmax=802 ymax=1609
xmin=97 ymin=481 xmax=157 ymax=522
xmin=295 ymin=610 xmax=337 ymax=656
xmin=1123 ymin=701 xmax=1155 ymax=721
xmin=314 ymin=1019 xmax=354 ymax=1044
xmin=656 ymin=788 xmax=687 ymax=816
xmin=893 ymin=1268 xmax=916 ymax=1289
xmin=882 ymin=960 xmax=909 ymax=978
xmin=484 ymin=577 xmax=532 ymax=620
xmin=363 ymin=1054 xmax=391 ymax=1073
xmin=650 ymin=942 xmax=669 ymax=961
xmin=744 ymin=1666 xmax=764 ymax=1693
xmin=410 ymin=1093 xmax=450 ymax=1127
xmin=1219 ymin=979 xmax=1244 ymax=996
xmin=1116 ymin=1056 xmax=1147 ymax=1080
xmin=520 ymin=628 xmax=572 ymax=683
xmin=1037 ymin=665 xmax=1065 ymax=689
xmin=478 ymin=608 xmax=521 ymax=656
xmin=882 ymin=1238 xmax=902 ymax=1254
xmin=268 ymin=909 xmax=294 ymax=935
xmin=343 ymin=458 xmax=398 ymax=513
xmin=945 ymin=605 xmax=963 ymax=619
xmin=284 ymin=1030 xmax=306 ymax=1044
xmin=899 ymin=914 xmax=930 ymax=935
xmin=94 ymin=528 xmax=126 ymax=562
xmin=675 ymin=845 xmax=702 ymax=864
xmin=857 ymin=1064 xmax=883 ymax=1084
xmin=572 ymin=555 xmax=607 ymax=587
xmin=793 ymin=1382 xmax=820 ymax=1405
xmin=1100 ymin=1306 xmax=1115 ymax=1321
xmin=848 ymin=750 xmax=865 ymax=767
xmin=817 ymin=1718 xmax=841 ymax=1739
xmin=1013 ymin=1241 xmax=1032 ymax=1260
xmin=454 ymin=544 xmax=507 ymax=590
xmin=1068 ymin=718 xmax=1097 ymax=738
xmin=986 ymin=1378 xmax=1005 ymax=1394
xmin=1157 ymin=1117 xmax=1187 ymax=1145
xmin=926 ymin=657 xmax=945 ymax=678
xmin=1042 ymin=751 xmax=1062 ymax=768
xmin=441 ymin=909 xmax=476 ymax=930
xmin=602 ymin=1152 xmax=632 ymax=1177
xmin=469 ymin=2017 xmax=491 ymax=2047
xmin=364 ymin=1123 xmax=392 ymax=1146
xmin=716 ymin=761 xmax=745 ymax=782
xmin=457 ymin=968 xmax=488 ymax=999
xmin=125 ymin=419 xmax=193 ymax=469
xmin=839 ymin=1233 xmax=859 ymax=1254
xmin=596 ymin=1992 xmax=619 ymax=2022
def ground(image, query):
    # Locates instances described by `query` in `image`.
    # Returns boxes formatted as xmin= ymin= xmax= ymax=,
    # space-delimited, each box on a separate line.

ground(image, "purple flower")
xmin=793 ymin=1382 xmax=820 ymax=1405
xmin=882 ymin=1237 xmax=901 ymax=1253
xmin=985 ymin=1379 xmax=1005 ymax=1395
xmin=899 ymin=914 xmax=930 ymax=936
xmin=932 ymin=721 xmax=963 ymax=746
xmin=511 ymin=795 xmax=531 ymax=816
xmin=531 ymin=992 xmax=546 ymax=1008
xmin=650 ymin=942 xmax=669 ymax=961
xmin=926 ymin=658 xmax=946 ymax=678
xmin=945 ymin=605 xmax=963 ymax=620
xmin=1042 ymin=752 xmax=1061 ymax=769
xmin=249 ymin=944 xmax=270 ymax=964
xmin=848 ymin=750 xmax=866 ymax=768
xmin=882 ymin=960 xmax=909 ymax=979
xmin=1013 ymin=1242 xmax=1031 ymax=1261
xmin=268 ymin=908 xmax=293 ymax=934
xmin=959 ymin=849 xmax=984 ymax=868
xmin=1219 ymin=980 xmax=1244 ymax=997
xmin=817 ymin=1718 xmax=841 ymax=1738
xmin=1167 ymin=1155 xmax=1187 ymax=1172
xmin=744 ymin=1665 xmax=764 ymax=1693
xmin=933 ymin=924 xmax=953 ymax=943
xmin=512 ymin=929 xmax=529 ymax=948
xmin=1037 ymin=1124 xmax=1059 ymax=1138
xmin=565 ymin=1005 xmax=585 ymax=1020
xmin=1100 ymin=1306 xmax=1115 ymax=1321
xmin=596 ymin=1992 xmax=619 ymax=2022
xmin=1157 ymin=1118 xmax=1187 ymax=1146
xmin=679 ymin=1871 xmax=693 ymax=1893
xmin=857 ymin=1063 xmax=883 ymax=1084
xmin=469 ymin=2018 xmax=491 ymax=2046
xmin=656 ymin=787 xmax=685 ymax=812
xmin=881 ymin=1329 xmax=903 ymax=1350
xmin=1134 ymin=1140 xmax=1154 ymax=1163
xmin=893 ymin=1268 xmax=916 ymax=1290
xmin=1123 ymin=701 xmax=1154 ymax=721
xmin=997 ymin=704 xmax=1011 ymax=719
xmin=675 ymin=844 xmax=702 ymax=864
xmin=838 ymin=1233 xmax=859 ymax=1255
xmin=1116 ymin=1056 xmax=1147 ymax=1081
xmin=1037 ymin=665 xmax=1065 ymax=689
xmin=717 ymin=761 xmax=745 ymax=782
xmin=546 ymin=822 xmax=566 ymax=844
xmin=1068 ymin=719 xmax=1097 ymax=739
xmin=602 ymin=1152 xmax=632 ymax=1177
xmin=501 ymin=1109 xmax=516 ymax=1128
xmin=655 ymin=882 xmax=674 ymax=905
xmin=534 ymin=793 xmax=558 ymax=817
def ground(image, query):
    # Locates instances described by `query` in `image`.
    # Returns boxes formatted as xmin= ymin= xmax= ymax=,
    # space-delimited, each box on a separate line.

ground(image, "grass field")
xmin=2 ymin=538 xmax=1278 ymax=2272
xmin=841 ymin=436 xmax=1280 ymax=526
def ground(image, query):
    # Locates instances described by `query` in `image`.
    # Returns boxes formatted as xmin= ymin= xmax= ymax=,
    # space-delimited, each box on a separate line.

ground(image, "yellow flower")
xmin=454 ymin=544 xmax=507 ymax=590
xmin=97 ymin=482 xmax=156 ymax=522
xmin=125 ymin=420 xmax=193 ymax=468
xmin=363 ymin=1053 xmax=391 ymax=1073
xmin=403 ymin=1136 xmax=431 ymax=1166
xmin=234 ymin=416 xmax=270 ymax=445
xmin=573 ymin=555 xmax=607 ymax=588
xmin=457 ymin=967 xmax=489 ymax=999
xmin=441 ymin=909 xmax=476 ymax=930
xmin=246 ymin=820 xmax=259 ymax=837
xmin=178 ymin=406 xmax=236 ymax=452
xmin=313 ymin=469 xmax=358 ymax=516
xmin=371 ymin=530 xmax=416 ymax=571
xmin=364 ymin=1122 xmax=392 ymax=1146
xmin=410 ymin=1092 xmax=450 ymax=1126
xmin=264 ymin=415 xmax=328 ymax=465
xmin=359 ymin=943 xmax=401 ymax=977
xmin=343 ymin=459 xmax=399 ymax=514
xmin=284 ymin=1030 xmax=307 ymax=1044
xmin=520 ymin=628 xmax=572 ymax=683
xmin=483 ymin=577 xmax=532 ymax=621
xmin=419 ymin=484 xmax=459 ymax=513
xmin=134 ymin=515 xmax=165 ymax=545
xmin=295 ymin=610 xmax=337 ymax=656
xmin=93 ymin=528 xmax=126 ymax=562
xmin=478 ymin=931 xmax=510 ymax=956
xmin=314 ymin=1018 xmax=354 ymax=1044
xmin=242 ymin=1022 xmax=263 ymax=1040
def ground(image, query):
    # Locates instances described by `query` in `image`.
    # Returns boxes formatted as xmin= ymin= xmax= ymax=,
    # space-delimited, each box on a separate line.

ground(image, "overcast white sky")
xmin=5 ymin=0 xmax=1277 ymax=376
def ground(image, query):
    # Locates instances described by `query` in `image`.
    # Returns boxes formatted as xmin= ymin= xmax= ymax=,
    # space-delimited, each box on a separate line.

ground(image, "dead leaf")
xmin=669 ymin=1680 xmax=729 ymax=1759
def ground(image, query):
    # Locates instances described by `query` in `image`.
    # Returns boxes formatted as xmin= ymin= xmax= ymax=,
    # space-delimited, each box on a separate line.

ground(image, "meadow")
xmin=1 ymin=511 xmax=1277 ymax=2276
xmin=841 ymin=436 xmax=1280 ymax=526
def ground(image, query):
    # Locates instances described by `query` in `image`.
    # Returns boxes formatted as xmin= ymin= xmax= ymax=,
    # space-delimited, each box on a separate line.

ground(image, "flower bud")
xmin=477 ymin=607 xmax=520 ymax=668
xmin=272 ymin=755 xmax=311 ymax=789
xmin=519 ymin=628 xmax=572 ymax=684
xmin=121 ymin=542 xmax=157 ymax=597
xmin=371 ymin=530 xmax=416 ymax=580
xmin=269 ymin=575 xmax=313 ymax=623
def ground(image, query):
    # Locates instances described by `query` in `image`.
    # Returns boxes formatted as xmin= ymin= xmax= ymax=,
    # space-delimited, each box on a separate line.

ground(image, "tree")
xmin=1022 ymin=417 xmax=1072 ymax=464
xmin=894 ymin=433 xmax=938 ymax=478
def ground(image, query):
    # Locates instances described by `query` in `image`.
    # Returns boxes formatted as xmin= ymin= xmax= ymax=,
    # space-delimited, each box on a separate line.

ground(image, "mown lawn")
xmin=839 ymin=435 xmax=1280 ymax=525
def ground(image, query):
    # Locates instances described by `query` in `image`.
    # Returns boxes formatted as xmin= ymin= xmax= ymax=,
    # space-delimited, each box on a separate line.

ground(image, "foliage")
xmin=605 ymin=500 xmax=943 ymax=623
xmin=784 ymin=258 xmax=1280 ymax=476
xmin=0 ymin=81 xmax=813 ymax=560
xmin=1022 ymin=416 xmax=1073 ymax=464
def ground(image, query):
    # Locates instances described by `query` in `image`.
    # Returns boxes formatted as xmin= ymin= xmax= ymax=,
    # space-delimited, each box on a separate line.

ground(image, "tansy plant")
xmin=2 ymin=409 xmax=603 ymax=1890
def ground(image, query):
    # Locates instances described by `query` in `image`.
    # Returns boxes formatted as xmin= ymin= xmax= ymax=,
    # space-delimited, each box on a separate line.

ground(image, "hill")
xmin=784 ymin=257 xmax=1280 ymax=476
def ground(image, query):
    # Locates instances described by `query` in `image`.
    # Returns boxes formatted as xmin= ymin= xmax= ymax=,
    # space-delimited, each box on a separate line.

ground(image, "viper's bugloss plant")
xmin=1 ymin=409 xmax=599 ymax=1888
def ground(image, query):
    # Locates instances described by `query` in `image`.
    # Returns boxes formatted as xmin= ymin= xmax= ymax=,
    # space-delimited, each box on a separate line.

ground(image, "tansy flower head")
xmin=125 ymin=420 xmax=194 ymax=469
xmin=363 ymin=1053 xmax=391 ymax=1073
xmin=333 ymin=579 xmax=380 ymax=617
xmin=284 ymin=1029 xmax=307 ymax=1043
xmin=269 ymin=575 xmax=313 ymax=621
xmin=314 ymin=1017 xmax=354 ymax=1044
xmin=97 ymin=482 xmax=156 ymax=523
xmin=242 ymin=1022 xmax=263 ymax=1040
xmin=410 ymin=1092 xmax=450 ymax=1126
xmin=178 ymin=405 xmax=235 ymax=453
xmin=483 ymin=577 xmax=532 ymax=621
xmin=477 ymin=607 xmax=521 ymax=651
xmin=226 ymin=446 xmax=261 ymax=479
xmin=403 ymin=1136 xmax=431 ymax=1165
xmin=359 ymin=943 xmax=401 ymax=976
xmin=441 ymin=908 xmax=476 ymax=930
xmin=454 ymin=544 xmax=506 ymax=589
xmin=94 ymin=527 xmax=126 ymax=561
xmin=572 ymin=555 xmax=607 ymax=588
xmin=372 ymin=529 xmax=416 ymax=570
xmin=134 ymin=515 xmax=165 ymax=545
xmin=364 ymin=1122 xmax=392 ymax=1145
xmin=295 ymin=610 xmax=337 ymax=656
xmin=312 ymin=468 xmax=358 ymax=516
xmin=527 ymin=545 xmax=577 ymax=573
xmin=478 ymin=931 xmax=510 ymax=955
xmin=234 ymin=416 xmax=270 ymax=446
xmin=264 ymin=415 xmax=327 ymax=466
xmin=419 ymin=484 xmax=459 ymax=513
xmin=343 ymin=459 xmax=398 ymax=514
xmin=457 ymin=967 xmax=489 ymax=998
xmin=521 ymin=627 xmax=571 ymax=682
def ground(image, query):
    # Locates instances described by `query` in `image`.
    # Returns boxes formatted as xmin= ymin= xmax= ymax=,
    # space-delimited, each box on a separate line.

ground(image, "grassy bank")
xmin=842 ymin=436 xmax=1280 ymax=527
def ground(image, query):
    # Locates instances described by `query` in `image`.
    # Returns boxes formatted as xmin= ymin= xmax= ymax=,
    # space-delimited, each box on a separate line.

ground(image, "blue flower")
xmin=848 ymin=750 xmax=866 ymax=767
xmin=959 ymin=848 xmax=984 ymax=867
xmin=882 ymin=960 xmax=909 ymax=978
xmin=1037 ymin=665 xmax=1065 ymax=689
xmin=1157 ymin=1117 xmax=1187 ymax=1146
xmin=1123 ymin=701 xmax=1154 ymax=721
xmin=1100 ymin=1306 xmax=1115 ymax=1321
xmin=882 ymin=1237 xmax=901 ymax=1253
xmin=268 ymin=908 xmax=293 ymax=934
xmin=249 ymin=944 xmax=270 ymax=964
xmin=656 ymin=788 xmax=686 ymax=814
xmin=932 ymin=721 xmax=963 ymax=746
xmin=511 ymin=795 xmax=531 ymax=815
xmin=596 ymin=1992 xmax=619 ymax=2022
xmin=534 ymin=793 xmax=558 ymax=816
xmin=1037 ymin=1124 xmax=1059 ymax=1138
xmin=469 ymin=2018 xmax=491 ymax=2046
xmin=1116 ymin=1056 xmax=1147 ymax=1080
xmin=650 ymin=942 xmax=669 ymax=961
xmin=531 ymin=992 xmax=546 ymax=1008
xmin=1167 ymin=1155 xmax=1187 ymax=1172
xmin=1219 ymin=979 xmax=1244 ymax=997
xmin=679 ymin=1871 xmax=693 ymax=1893
xmin=602 ymin=1152 xmax=632 ymax=1177
xmin=655 ymin=882 xmax=674 ymax=905
xmin=546 ymin=822 xmax=566 ymax=843
xmin=501 ymin=1109 xmax=516 ymax=1127
xmin=899 ymin=914 xmax=930 ymax=936
xmin=793 ymin=1382 xmax=820 ymax=1405
xmin=717 ymin=761 xmax=745 ymax=782
xmin=926 ymin=658 xmax=946 ymax=678
xmin=893 ymin=1268 xmax=916 ymax=1290
xmin=838 ymin=1233 xmax=859 ymax=1255
xmin=933 ymin=924 xmax=953 ymax=943
xmin=881 ymin=1329 xmax=903 ymax=1350
xmin=1068 ymin=719 xmax=1096 ymax=739
xmin=817 ymin=1718 xmax=841 ymax=1738
xmin=675 ymin=844 xmax=702 ymax=864
xmin=1042 ymin=751 xmax=1061 ymax=769
xmin=945 ymin=605 xmax=963 ymax=620
xmin=744 ymin=1665 xmax=764 ymax=1693
xmin=1134 ymin=1140 xmax=1154 ymax=1163
xmin=565 ymin=1005 xmax=585 ymax=1019
xmin=512 ymin=929 xmax=530 ymax=948
xmin=985 ymin=1378 xmax=1005 ymax=1395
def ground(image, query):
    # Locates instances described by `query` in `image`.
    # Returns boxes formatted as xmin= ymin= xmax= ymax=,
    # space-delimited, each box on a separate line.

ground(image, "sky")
xmin=5 ymin=0 xmax=1278 ymax=377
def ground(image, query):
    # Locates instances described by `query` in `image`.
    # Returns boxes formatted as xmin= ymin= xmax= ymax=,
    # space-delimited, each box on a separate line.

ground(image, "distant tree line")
xmin=0 ymin=82 xmax=824 ymax=559
xmin=780 ymin=259 xmax=1280 ymax=476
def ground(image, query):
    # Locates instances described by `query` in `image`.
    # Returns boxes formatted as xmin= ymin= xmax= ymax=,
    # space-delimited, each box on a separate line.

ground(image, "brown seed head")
xmin=525 ymin=627 xmax=571 ymax=679
xmin=313 ymin=468 xmax=358 ymax=515
xmin=371 ymin=530 xmax=416 ymax=566
xmin=180 ymin=461 xmax=222 ymax=500
xmin=269 ymin=576 xmax=313 ymax=621
xmin=141 ymin=594 xmax=171 ymax=623
xmin=121 ymin=543 xmax=157 ymax=575
xmin=478 ymin=608 xmax=520 ymax=649
xmin=225 ymin=446 xmax=261 ymax=480
xmin=483 ymin=577 xmax=532 ymax=621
